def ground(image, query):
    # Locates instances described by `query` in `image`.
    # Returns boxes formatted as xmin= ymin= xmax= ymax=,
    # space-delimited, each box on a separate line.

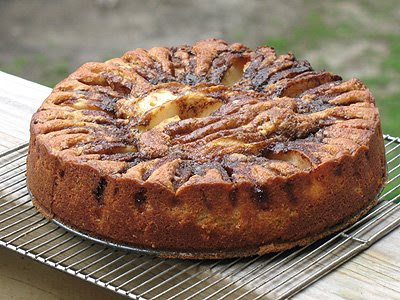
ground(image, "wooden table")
xmin=0 ymin=71 xmax=399 ymax=299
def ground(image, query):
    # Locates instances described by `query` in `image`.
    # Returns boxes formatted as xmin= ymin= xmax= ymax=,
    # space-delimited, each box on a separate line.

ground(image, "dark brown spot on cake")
xmin=229 ymin=188 xmax=238 ymax=207
xmin=169 ymin=196 xmax=178 ymax=207
xmin=365 ymin=151 xmax=370 ymax=161
xmin=252 ymin=185 xmax=268 ymax=203
xmin=284 ymin=180 xmax=297 ymax=203
xmin=334 ymin=164 xmax=343 ymax=176
xmin=113 ymin=187 xmax=119 ymax=196
xmin=200 ymin=189 xmax=212 ymax=210
xmin=353 ymin=168 xmax=362 ymax=178
xmin=134 ymin=187 xmax=147 ymax=207
xmin=94 ymin=177 xmax=107 ymax=202
xmin=252 ymin=185 xmax=271 ymax=210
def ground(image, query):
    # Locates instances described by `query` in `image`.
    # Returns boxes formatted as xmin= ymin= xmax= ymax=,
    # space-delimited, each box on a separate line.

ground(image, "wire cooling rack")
xmin=0 ymin=135 xmax=399 ymax=300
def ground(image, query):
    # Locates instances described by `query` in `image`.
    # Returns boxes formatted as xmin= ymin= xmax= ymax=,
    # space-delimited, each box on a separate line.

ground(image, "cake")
xmin=27 ymin=39 xmax=386 ymax=259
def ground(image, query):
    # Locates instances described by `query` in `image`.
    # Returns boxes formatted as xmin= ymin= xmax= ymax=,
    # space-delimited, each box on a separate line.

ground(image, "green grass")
xmin=363 ymin=34 xmax=400 ymax=136
xmin=383 ymin=36 xmax=400 ymax=72
xmin=0 ymin=54 xmax=71 ymax=87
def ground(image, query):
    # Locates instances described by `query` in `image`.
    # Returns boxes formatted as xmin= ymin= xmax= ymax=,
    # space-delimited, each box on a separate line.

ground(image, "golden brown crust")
xmin=31 ymin=194 xmax=379 ymax=259
xmin=27 ymin=38 xmax=386 ymax=259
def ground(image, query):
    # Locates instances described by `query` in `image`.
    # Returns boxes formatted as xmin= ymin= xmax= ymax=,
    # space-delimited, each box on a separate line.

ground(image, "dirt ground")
xmin=0 ymin=0 xmax=399 ymax=134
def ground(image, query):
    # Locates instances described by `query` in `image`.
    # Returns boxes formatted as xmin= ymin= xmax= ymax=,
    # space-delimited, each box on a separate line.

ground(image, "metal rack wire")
xmin=0 ymin=135 xmax=399 ymax=300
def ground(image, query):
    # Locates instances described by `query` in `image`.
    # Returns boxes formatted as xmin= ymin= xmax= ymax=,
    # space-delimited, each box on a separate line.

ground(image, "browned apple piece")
xmin=221 ymin=57 xmax=249 ymax=86
xmin=264 ymin=150 xmax=312 ymax=170
xmin=139 ymin=92 xmax=222 ymax=130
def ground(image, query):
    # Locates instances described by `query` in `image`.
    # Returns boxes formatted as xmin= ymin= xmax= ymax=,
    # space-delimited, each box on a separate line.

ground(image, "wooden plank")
xmin=0 ymin=71 xmax=399 ymax=299
xmin=0 ymin=71 xmax=51 ymax=144
xmin=0 ymin=247 xmax=125 ymax=300
xmin=296 ymin=231 xmax=400 ymax=300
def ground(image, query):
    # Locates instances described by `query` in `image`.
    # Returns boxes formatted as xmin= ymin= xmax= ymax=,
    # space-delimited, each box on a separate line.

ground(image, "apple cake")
xmin=27 ymin=38 xmax=386 ymax=259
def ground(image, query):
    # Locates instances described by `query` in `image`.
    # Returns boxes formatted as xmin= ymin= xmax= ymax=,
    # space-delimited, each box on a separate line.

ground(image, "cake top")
xmin=31 ymin=38 xmax=379 ymax=188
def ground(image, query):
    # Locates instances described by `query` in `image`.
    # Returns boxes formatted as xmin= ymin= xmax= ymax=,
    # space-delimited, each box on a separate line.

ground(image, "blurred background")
xmin=0 ymin=0 xmax=399 ymax=134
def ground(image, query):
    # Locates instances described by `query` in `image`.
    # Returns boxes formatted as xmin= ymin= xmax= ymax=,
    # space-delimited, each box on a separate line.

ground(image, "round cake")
xmin=27 ymin=39 xmax=386 ymax=259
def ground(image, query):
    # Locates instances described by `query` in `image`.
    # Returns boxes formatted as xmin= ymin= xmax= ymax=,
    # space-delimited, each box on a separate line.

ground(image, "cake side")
xmin=26 ymin=110 xmax=386 ymax=257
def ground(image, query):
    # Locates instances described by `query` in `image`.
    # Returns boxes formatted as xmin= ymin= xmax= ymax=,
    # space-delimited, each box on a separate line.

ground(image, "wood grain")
xmin=0 ymin=71 xmax=399 ymax=299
